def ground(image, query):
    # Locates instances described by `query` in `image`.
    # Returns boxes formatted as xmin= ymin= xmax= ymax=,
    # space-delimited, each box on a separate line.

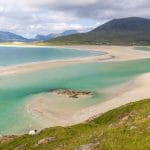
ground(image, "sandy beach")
xmin=0 ymin=45 xmax=150 ymax=131
xmin=71 ymin=72 xmax=150 ymax=125
xmin=14 ymin=45 xmax=149 ymax=128
xmin=0 ymin=45 xmax=150 ymax=76
xmin=26 ymin=72 xmax=150 ymax=127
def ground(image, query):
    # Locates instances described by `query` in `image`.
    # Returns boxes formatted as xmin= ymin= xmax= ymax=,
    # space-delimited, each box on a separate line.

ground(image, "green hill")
xmin=0 ymin=98 xmax=150 ymax=150
xmin=46 ymin=17 xmax=150 ymax=45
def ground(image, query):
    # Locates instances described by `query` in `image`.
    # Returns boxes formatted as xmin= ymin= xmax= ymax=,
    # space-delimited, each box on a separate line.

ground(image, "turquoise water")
xmin=0 ymin=46 xmax=104 ymax=66
xmin=0 ymin=58 xmax=150 ymax=134
xmin=134 ymin=47 xmax=150 ymax=51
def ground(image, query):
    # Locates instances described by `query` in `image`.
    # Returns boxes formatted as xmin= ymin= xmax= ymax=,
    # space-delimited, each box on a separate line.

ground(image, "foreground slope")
xmin=47 ymin=17 xmax=150 ymax=45
xmin=0 ymin=99 xmax=150 ymax=150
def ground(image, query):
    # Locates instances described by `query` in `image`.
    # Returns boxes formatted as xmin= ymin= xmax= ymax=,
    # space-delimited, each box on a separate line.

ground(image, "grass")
xmin=0 ymin=99 xmax=150 ymax=150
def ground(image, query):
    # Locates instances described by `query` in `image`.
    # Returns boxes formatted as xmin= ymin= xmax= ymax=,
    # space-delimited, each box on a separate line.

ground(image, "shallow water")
xmin=0 ymin=46 xmax=103 ymax=66
xmin=0 ymin=58 xmax=150 ymax=134
xmin=134 ymin=47 xmax=150 ymax=51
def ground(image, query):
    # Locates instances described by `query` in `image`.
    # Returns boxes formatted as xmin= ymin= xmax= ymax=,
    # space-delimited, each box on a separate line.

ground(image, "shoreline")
xmin=26 ymin=72 xmax=150 ymax=127
xmin=0 ymin=54 xmax=112 ymax=76
xmin=0 ymin=45 xmax=150 ymax=135
xmin=70 ymin=72 xmax=150 ymax=124
xmin=24 ymin=45 xmax=150 ymax=129
xmin=0 ymin=45 xmax=150 ymax=76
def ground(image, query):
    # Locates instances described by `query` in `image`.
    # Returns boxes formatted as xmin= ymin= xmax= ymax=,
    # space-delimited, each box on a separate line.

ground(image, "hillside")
xmin=0 ymin=31 xmax=28 ymax=42
xmin=33 ymin=30 xmax=79 ymax=41
xmin=0 ymin=30 xmax=79 ymax=43
xmin=47 ymin=17 xmax=150 ymax=45
xmin=0 ymin=99 xmax=150 ymax=150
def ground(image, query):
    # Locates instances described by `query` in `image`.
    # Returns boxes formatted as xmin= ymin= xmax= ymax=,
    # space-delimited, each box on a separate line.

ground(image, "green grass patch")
xmin=0 ymin=99 xmax=150 ymax=150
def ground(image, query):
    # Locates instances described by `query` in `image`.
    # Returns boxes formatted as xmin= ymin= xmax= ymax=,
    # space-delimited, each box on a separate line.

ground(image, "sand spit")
xmin=0 ymin=45 xmax=150 ymax=76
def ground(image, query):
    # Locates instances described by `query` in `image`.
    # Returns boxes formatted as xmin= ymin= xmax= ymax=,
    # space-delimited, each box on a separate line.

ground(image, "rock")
xmin=86 ymin=113 xmax=102 ymax=122
xmin=108 ymin=123 xmax=115 ymax=128
xmin=119 ymin=112 xmax=137 ymax=122
xmin=34 ymin=137 xmax=55 ymax=147
xmin=0 ymin=135 xmax=17 ymax=144
xmin=130 ymin=126 xmax=137 ymax=130
xmin=53 ymin=89 xmax=93 ymax=99
xmin=75 ymin=142 xmax=100 ymax=150
xmin=147 ymin=126 xmax=150 ymax=130
xmin=13 ymin=144 xmax=26 ymax=150
xmin=121 ymin=116 xmax=129 ymax=121
xmin=147 ymin=114 xmax=150 ymax=119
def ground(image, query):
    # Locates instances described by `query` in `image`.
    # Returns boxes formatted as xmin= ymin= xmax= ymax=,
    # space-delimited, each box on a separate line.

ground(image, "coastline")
xmin=23 ymin=45 xmax=150 ymax=129
xmin=0 ymin=45 xmax=150 ymax=76
xmin=70 ymin=72 xmax=150 ymax=125
xmin=0 ymin=45 xmax=150 ymax=135
xmin=26 ymin=72 xmax=150 ymax=127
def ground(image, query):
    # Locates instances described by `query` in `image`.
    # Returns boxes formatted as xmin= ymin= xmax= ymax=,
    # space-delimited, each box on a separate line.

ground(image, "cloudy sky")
xmin=0 ymin=0 xmax=149 ymax=38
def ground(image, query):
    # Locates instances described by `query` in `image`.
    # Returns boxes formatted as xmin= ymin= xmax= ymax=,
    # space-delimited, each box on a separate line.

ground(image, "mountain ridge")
xmin=33 ymin=30 xmax=79 ymax=41
xmin=48 ymin=17 xmax=150 ymax=45
xmin=0 ymin=31 xmax=28 ymax=42
xmin=0 ymin=30 xmax=79 ymax=42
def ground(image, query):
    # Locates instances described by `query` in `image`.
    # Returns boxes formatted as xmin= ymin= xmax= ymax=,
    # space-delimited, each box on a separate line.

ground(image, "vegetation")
xmin=46 ymin=17 xmax=150 ymax=46
xmin=0 ymin=99 xmax=150 ymax=150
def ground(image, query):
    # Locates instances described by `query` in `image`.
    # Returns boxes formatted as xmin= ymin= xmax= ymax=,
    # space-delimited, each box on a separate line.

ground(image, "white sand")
xmin=0 ymin=45 xmax=150 ymax=76
xmin=0 ymin=45 xmax=150 ymax=128
xmin=26 ymin=73 xmax=150 ymax=127
xmin=70 ymin=73 xmax=150 ymax=125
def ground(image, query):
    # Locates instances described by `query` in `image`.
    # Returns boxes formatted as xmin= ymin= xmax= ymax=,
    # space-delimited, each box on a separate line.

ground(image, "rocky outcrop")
xmin=34 ymin=137 xmax=55 ymax=147
xmin=53 ymin=89 xmax=93 ymax=99
xmin=75 ymin=141 xmax=100 ymax=150
xmin=0 ymin=135 xmax=17 ymax=144
xmin=86 ymin=113 xmax=102 ymax=122
xmin=13 ymin=144 xmax=27 ymax=150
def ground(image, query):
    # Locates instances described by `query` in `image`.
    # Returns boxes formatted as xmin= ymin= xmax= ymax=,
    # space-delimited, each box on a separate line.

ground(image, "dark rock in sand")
xmin=53 ymin=89 xmax=93 ymax=99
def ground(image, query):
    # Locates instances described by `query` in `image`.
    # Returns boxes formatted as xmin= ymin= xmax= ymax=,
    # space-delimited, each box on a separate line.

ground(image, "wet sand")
xmin=0 ymin=45 xmax=150 ymax=129
xmin=27 ymin=73 xmax=150 ymax=127
xmin=0 ymin=45 xmax=150 ymax=76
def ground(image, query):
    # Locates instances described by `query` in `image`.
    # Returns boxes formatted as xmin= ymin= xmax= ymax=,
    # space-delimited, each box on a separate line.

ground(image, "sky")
xmin=0 ymin=0 xmax=149 ymax=38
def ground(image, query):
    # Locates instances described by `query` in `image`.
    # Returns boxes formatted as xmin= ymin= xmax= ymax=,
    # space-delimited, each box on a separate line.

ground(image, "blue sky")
xmin=0 ymin=0 xmax=149 ymax=38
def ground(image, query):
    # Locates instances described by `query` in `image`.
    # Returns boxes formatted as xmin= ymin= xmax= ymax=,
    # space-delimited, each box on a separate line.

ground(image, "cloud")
xmin=0 ymin=0 xmax=149 ymax=37
xmin=26 ymin=0 xmax=150 ymax=19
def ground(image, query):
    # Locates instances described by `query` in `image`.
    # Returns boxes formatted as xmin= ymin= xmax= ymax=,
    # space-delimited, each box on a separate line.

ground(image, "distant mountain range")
xmin=1 ymin=17 xmax=150 ymax=45
xmin=0 ymin=30 xmax=79 ymax=42
xmin=0 ymin=31 xmax=28 ymax=42
xmin=48 ymin=17 xmax=150 ymax=45
xmin=33 ymin=30 xmax=79 ymax=41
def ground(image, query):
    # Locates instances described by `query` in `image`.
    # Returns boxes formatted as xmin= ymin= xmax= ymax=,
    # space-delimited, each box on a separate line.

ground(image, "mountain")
xmin=34 ymin=34 xmax=58 ymax=41
xmin=33 ymin=30 xmax=79 ymax=41
xmin=0 ymin=30 xmax=79 ymax=42
xmin=48 ymin=17 xmax=150 ymax=45
xmin=92 ymin=17 xmax=150 ymax=32
xmin=0 ymin=31 xmax=28 ymax=42
xmin=60 ymin=30 xmax=79 ymax=36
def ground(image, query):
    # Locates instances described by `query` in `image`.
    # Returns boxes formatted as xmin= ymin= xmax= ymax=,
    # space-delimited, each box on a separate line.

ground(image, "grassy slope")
xmin=0 ymin=99 xmax=150 ymax=150
xmin=45 ymin=17 xmax=150 ymax=46
xmin=46 ymin=32 xmax=150 ymax=46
